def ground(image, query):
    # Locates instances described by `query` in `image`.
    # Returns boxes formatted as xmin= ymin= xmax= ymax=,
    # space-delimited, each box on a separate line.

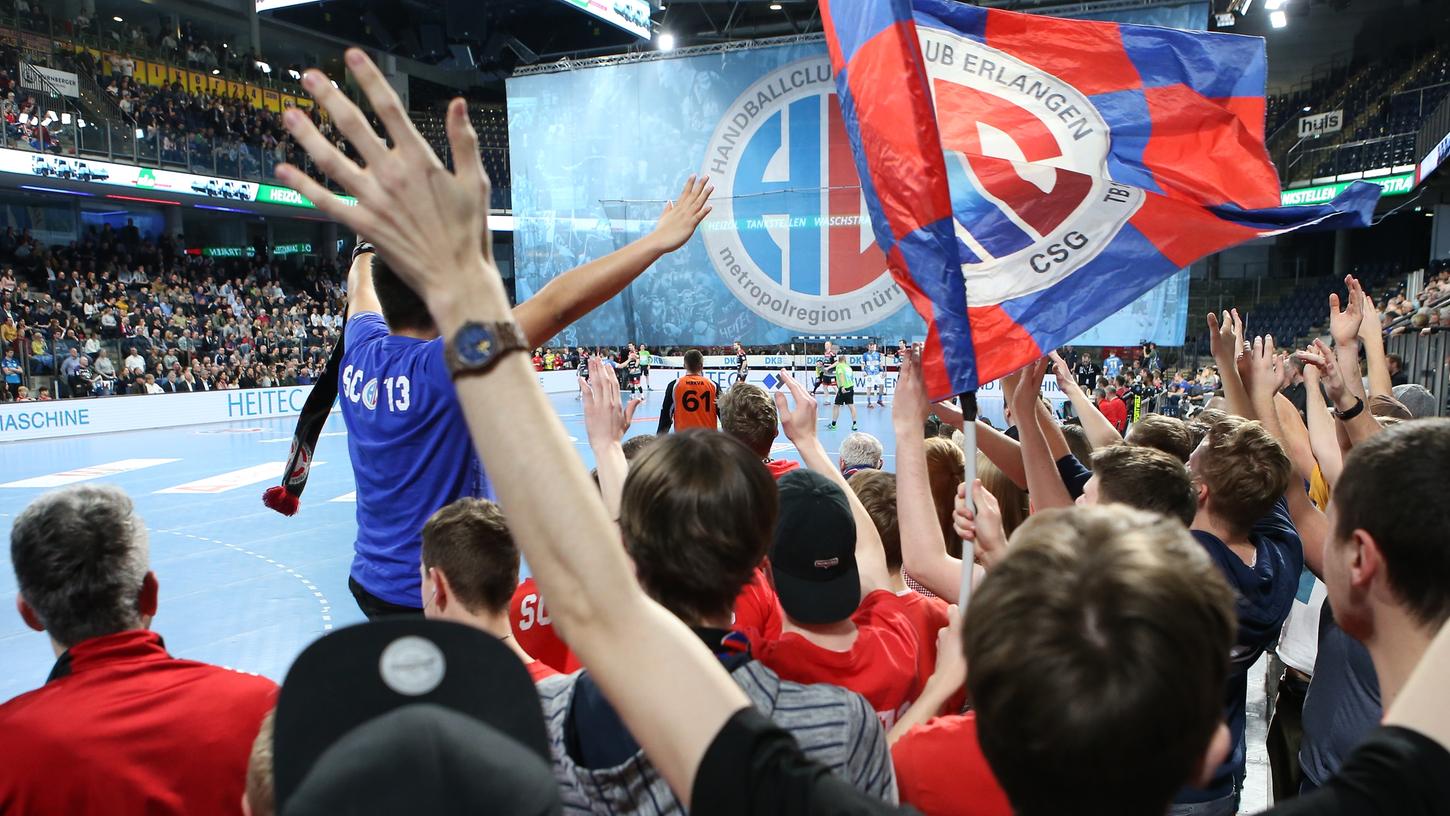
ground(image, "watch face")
xmin=456 ymin=323 xmax=495 ymax=366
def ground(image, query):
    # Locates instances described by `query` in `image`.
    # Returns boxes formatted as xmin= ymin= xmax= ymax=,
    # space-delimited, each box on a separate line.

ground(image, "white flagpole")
xmin=956 ymin=392 xmax=979 ymax=611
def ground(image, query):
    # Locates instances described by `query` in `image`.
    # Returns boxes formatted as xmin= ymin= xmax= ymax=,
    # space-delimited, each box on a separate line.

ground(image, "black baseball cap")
xmin=770 ymin=469 xmax=861 ymax=624
xmin=274 ymin=619 xmax=559 ymax=815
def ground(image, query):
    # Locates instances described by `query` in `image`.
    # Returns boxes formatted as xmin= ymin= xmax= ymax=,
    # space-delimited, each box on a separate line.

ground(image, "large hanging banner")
xmin=507 ymin=3 xmax=1207 ymax=349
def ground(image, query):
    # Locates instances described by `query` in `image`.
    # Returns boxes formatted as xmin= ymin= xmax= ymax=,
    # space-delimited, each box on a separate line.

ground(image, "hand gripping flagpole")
xmin=956 ymin=391 xmax=978 ymax=611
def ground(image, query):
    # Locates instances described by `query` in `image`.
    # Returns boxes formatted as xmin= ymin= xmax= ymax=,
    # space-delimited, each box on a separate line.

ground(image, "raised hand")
xmin=1207 ymin=310 xmax=1238 ymax=364
xmin=1047 ymin=350 xmax=1074 ymax=392
xmin=1295 ymin=339 xmax=1350 ymax=409
xmin=929 ymin=605 xmax=966 ymax=693
xmin=1011 ymin=357 xmax=1051 ymax=413
xmin=1357 ymin=290 xmax=1383 ymax=343
xmin=1248 ymin=335 xmax=1283 ymax=404
xmin=1328 ymin=274 xmax=1365 ymax=347
xmin=277 ymin=50 xmax=500 ymax=317
xmin=892 ymin=347 xmax=930 ymax=427
xmin=580 ymin=356 xmax=641 ymax=448
xmin=648 ymin=176 xmax=714 ymax=254
xmin=953 ymin=480 xmax=1008 ymax=570
xmin=773 ymin=370 xmax=819 ymax=445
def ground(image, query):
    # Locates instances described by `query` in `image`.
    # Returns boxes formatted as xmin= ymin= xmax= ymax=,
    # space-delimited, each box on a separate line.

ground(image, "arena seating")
xmin=0 ymin=227 xmax=346 ymax=400
xmin=1265 ymin=40 xmax=1450 ymax=183
xmin=413 ymin=106 xmax=512 ymax=209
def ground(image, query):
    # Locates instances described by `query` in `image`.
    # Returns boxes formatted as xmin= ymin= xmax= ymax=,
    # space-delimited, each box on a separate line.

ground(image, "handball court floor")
xmin=0 ymin=387 xmax=1270 ymax=812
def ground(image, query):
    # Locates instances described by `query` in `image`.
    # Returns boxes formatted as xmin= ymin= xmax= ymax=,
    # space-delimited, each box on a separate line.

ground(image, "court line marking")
xmin=154 ymin=526 xmax=334 ymax=633
xmin=1 ymin=459 xmax=181 ymax=489
xmin=155 ymin=462 xmax=325 ymax=495
xmin=0 ymin=512 xmax=333 ymax=635
xmin=259 ymin=431 xmax=349 ymax=444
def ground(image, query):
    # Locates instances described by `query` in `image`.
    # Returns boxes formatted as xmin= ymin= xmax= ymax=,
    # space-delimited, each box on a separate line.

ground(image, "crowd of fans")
xmin=0 ymin=225 xmax=345 ymax=401
xmin=3 ymin=54 xmax=1450 ymax=816
xmin=1381 ymin=261 xmax=1450 ymax=334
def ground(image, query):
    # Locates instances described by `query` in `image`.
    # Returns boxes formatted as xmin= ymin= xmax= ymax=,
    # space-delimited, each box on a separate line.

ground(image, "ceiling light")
xmin=1269 ymin=10 xmax=1287 ymax=27
xmin=112 ymin=15 xmax=123 ymax=22
xmin=770 ymin=2 xmax=782 ymax=9
xmin=287 ymin=69 xmax=302 ymax=81
xmin=658 ymin=32 xmax=675 ymax=51
xmin=211 ymin=68 xmax=221 ymax=75
xmin=1303 ymin=105 xmax=1311 ymax=112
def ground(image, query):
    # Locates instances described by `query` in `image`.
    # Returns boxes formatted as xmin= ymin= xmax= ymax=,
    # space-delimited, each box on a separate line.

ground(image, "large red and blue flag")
xmin=822 ymin=0 xmax=1378 ymax=400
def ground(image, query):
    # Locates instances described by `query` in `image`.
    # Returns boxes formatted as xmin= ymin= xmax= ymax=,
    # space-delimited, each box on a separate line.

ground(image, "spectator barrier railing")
xmin=1385 ymin=328 xmax=1449 ymax=417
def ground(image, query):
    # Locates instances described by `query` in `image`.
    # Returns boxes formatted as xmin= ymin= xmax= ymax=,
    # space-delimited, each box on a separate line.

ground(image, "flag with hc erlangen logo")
xmin=821 ymin=0 xmax=1378 ymax=400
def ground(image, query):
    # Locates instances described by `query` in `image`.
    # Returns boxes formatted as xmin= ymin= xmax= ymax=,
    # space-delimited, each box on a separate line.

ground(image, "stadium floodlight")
xmin=112 ymin=15 xmax=123 ymax=22
xmin=658 ymin=32 xmax=675 ymax=51
xmin=1269 ymin=10 xmax=1288 ymax=27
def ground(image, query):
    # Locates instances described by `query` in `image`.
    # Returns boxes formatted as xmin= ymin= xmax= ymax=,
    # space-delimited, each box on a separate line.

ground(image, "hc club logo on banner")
xmin=917 ymin=27 xmax=1144 ymax=307
xmin=702 ymin=57 xmax=907 ymax=333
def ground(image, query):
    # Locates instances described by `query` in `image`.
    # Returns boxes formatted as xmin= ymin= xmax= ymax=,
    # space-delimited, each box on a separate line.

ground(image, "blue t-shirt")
xmin=862 ymin=351 xmax=883 ymax=376
xmin=339 ymin=313 xmax=493 ymax=607
xmin=1103 ymin=355 xmax=1122 ymax=379
xmin=1179 ymin=497 xmax=1303 ymax=803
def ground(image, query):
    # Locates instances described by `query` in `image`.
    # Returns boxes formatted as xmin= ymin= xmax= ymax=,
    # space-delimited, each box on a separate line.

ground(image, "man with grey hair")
xmin=840 ymin=431 xmax=885 ymax=479
xmin=0 ymin=485 xmax=277 ymax=813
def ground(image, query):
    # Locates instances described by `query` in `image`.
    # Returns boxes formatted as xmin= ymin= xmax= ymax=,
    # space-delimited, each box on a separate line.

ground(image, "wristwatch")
xmin=1332 ymin=395 xmax=1365 ymax=421
xmin=445 ymin=320 xmax=528 ymax=380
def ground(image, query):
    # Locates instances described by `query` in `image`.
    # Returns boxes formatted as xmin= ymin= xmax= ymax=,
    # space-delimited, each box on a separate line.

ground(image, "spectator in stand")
xmin=839 ymin=431 xmax=884 ymax=478
xmin=1073 ymin=350 xmax=1100 ymax=390
xmin=1385 ymin=353 xmax=1409 ymax=387
xmin=2 ymin=348 xmax=20 ymax=397
xmin=418 ymin=498 xmax=556 ymax=682
xmin=1095 ymin=386 xmax=1128 ymax=433
xmin=0 ymin=485 xmax=278 ymax=812
xmin=752 ymin=376 xmax=920 ymax=727
xmin=534 ymin=375 xmax=898 ymax=810
xmin=720 ymin=382 xmax=799 ymax=479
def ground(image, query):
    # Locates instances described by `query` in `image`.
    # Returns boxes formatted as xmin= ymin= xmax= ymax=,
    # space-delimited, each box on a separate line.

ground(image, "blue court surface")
xmin=0 ymin=388 xmax=899 ymax=700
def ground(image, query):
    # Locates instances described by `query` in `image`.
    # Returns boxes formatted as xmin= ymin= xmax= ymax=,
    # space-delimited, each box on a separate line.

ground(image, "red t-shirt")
xmin=509 ymin=577 xmax=581 ymax=674
xmin=878 ymin=590 xmax=949 ymax=693
xmin=526 ymin=659 xmax=561 ymax=683
xmin=892 ymin=713 xmax=1013 ymax=816
xmin=1099 ymin=396 xmax=1128 ymax=432
xmin=732 ymin=566 xmax=782 ymax=641
xmin=755 ymin=589 xmax=920 ymax=727
xmin=765 ymin=458 xmax=801 ymax=479
xmin=0 ymin=629 xmax=278 ymax=815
